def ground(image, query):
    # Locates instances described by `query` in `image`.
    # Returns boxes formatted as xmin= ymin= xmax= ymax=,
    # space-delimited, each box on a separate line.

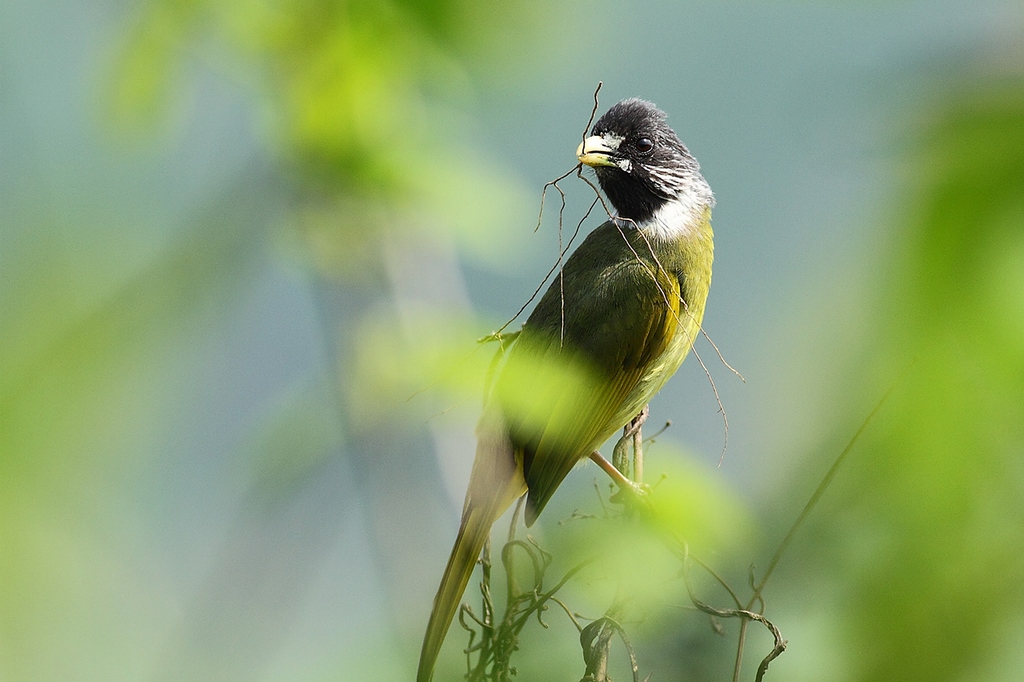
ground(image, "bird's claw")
xmin=609 ymin=480 xmax=652 ymax=509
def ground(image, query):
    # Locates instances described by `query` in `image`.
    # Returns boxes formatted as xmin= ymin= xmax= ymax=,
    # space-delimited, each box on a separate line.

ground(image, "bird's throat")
xmin=633 ymin=194 xmax=710 ymax=242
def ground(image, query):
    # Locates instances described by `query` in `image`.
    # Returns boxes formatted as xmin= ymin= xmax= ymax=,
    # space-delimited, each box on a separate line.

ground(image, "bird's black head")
xmin=577 ymin=98 xmax=706 ymax=224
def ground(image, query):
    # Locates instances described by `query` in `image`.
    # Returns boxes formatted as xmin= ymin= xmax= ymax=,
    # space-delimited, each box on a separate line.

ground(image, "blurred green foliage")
xmin=773 ymin=75 xmax=1024 ymax=682
xmin=4 ymin=0 xmax=543 ymax=679
xmin=2 ymin=0 xmax=1023 ymax=681
xmin=0 ymin=177 xmax=274 ymax=680
xmin=429 ymin=66 xmax=1024 ymax=682
xmin=105 ymin=0 xmax=538 ymax=270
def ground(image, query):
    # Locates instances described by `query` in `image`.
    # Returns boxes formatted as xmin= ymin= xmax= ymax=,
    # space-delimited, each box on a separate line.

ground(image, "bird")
xmin=417 ymin=98 xmax=714 ymax=682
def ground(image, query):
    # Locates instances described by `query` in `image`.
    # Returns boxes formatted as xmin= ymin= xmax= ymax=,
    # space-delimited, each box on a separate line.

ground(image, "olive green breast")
xmin=600 ymin=208 xmax=714 ymax=434
xmin=494 ymin=207 xmax=713 ymax=518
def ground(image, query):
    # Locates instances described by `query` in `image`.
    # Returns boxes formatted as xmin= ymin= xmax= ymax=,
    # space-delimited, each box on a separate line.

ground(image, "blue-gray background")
xmin=3 ymin=1 xmax=1022 ymax=680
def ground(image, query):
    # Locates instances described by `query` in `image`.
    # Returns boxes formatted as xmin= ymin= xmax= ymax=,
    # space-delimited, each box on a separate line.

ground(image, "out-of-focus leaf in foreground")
xmin=0 ymin=174 xmax=277 ymax=680
xmin=780 ymin=73 xmax=1024 ymax=682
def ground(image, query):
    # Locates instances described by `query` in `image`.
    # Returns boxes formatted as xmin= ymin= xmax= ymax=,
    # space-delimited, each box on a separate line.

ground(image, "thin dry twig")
xmin=582 ymin=82 xmax=604 ymax=148
xmin=643 ymin=420 xmax=672 ymax=444
xmin=492 ymin=191 xmax=596 ymax=340
xmin=689 ymin=343 xmax=731 ymax=466
xmin=576 ymin=116 xmax=746 ymax=471
xmin=550 ymin=596 xmax=586 ymax=633
xmin=700 ymin=326 xmax=746 ymax=383
xmin=480 ymin=329 xmax=519 ymax=402
xmin=752 ymin=379 xmax=900 ymax=597
xmin=679 ymin=544 xmax=787 ymax=682
xmin=578 ymin=161 xmax=737 ymax=468
xmin=497 ymin=81 xmax=607 ymax=343
xmin=579 ymin=616 xmax=643 ymax=682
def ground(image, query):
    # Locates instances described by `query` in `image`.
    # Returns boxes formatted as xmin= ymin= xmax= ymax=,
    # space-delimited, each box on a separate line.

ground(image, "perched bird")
xmin=417 ymin=98 xmax=714 ymax=682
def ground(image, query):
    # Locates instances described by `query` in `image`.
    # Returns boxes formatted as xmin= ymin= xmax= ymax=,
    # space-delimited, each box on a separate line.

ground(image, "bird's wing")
xmin=498 ymin=257 xmax=682 ymax=523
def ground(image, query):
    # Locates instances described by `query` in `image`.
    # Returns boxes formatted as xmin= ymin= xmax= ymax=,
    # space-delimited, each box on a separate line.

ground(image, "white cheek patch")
xmin=639 ymin=175 xmax=715 ymax=241
xmin=644 ymin=198 xmax=701 ymax=240
xmin=602 ymin=132 xmax=625 ymax=150
xmin=616 ymin=158 xmax=632 ymax=173
xmin=644 ymin=165 xmax=686 ymax=195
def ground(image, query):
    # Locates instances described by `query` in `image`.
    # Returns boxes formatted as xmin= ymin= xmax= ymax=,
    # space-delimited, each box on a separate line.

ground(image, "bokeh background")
xmin=2 ymin=0 xmax=1023 ymax=680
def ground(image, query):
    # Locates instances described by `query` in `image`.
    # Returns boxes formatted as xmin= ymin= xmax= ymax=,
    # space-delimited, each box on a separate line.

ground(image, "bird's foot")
xmin=608 ymin=479 xmax=652 ymax=510
xmin=589 ymin=451 xmax=652 ymax=513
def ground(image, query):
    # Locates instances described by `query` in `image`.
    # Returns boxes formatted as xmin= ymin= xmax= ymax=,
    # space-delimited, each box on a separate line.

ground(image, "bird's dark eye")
xmin=635 ymin=137 xmax=654 ymax=154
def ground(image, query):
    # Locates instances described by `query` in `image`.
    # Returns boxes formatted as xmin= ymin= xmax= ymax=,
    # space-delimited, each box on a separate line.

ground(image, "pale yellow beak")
xmin=576 ymin=135 xmax=619 ymax=168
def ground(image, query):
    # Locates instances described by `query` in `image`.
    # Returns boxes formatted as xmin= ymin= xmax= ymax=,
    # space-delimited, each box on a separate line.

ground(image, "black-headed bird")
xmin=417 ymin=98 xmax=715 ymax=682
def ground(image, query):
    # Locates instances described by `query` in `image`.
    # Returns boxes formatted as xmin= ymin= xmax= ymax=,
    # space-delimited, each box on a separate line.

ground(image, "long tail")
xmin=417 ymin=414 xmax=526 ymax=682
xmin=416 ymin=505 xmax=500 ymax=682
